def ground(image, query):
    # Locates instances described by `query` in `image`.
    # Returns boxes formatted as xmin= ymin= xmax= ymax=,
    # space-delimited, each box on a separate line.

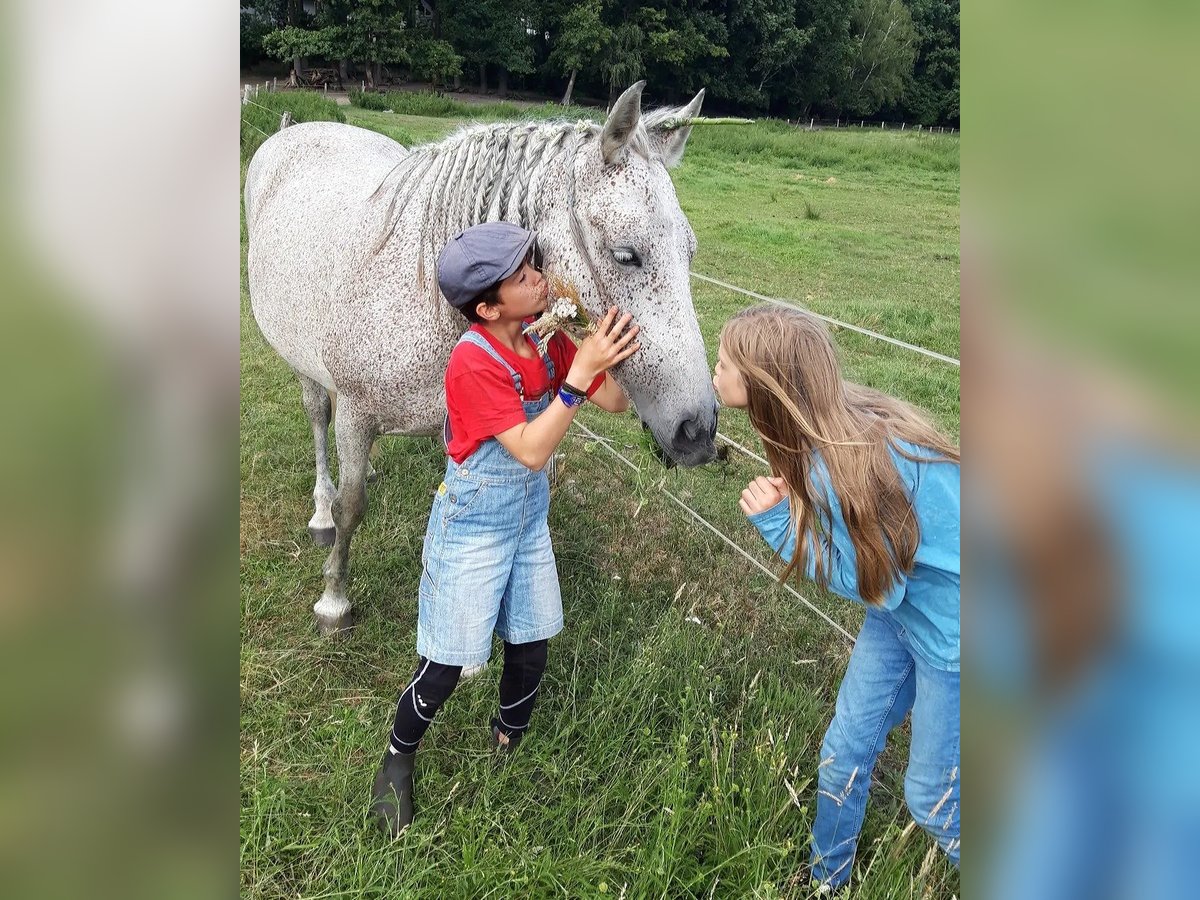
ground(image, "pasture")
xmin=240 ymin=97 xmax=959 ymax=899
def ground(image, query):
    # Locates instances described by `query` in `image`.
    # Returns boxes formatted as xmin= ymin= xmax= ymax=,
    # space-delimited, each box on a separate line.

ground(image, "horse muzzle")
xmin=644 ymin=403 xmax=719 ymax=468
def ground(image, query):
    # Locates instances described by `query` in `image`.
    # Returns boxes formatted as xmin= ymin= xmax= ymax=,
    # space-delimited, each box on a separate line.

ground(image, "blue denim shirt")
xmin=746 ymin=440 xmax=960 ymax=671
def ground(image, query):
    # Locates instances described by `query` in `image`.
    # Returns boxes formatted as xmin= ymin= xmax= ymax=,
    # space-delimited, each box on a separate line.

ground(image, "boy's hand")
xmin=566 ymin=308 xmax=641 ymax=386
xmin=739 ymin=476 xmax=789 ymax=516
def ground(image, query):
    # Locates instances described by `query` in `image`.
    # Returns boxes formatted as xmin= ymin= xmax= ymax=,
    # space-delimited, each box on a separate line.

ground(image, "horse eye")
xmin=611 ymin=246 xmax=642 ymax=268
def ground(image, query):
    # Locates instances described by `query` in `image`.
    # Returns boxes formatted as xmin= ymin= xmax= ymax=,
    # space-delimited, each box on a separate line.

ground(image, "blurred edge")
xmin=966 ymin=3 xmax=1200 ymax=900
xmin=0 ymin=2 xmax=239 ymax=898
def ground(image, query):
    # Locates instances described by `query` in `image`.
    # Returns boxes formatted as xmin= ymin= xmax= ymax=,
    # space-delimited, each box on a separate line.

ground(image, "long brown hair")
xmin=720 ymin=304 xmax=959 ymax=605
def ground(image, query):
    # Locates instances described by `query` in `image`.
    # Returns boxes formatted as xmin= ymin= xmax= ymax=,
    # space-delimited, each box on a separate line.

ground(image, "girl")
xmin=713 ymin=303 xmax=960 ymax=890
xmin=370 ymin=222 xmax=639 ymax=836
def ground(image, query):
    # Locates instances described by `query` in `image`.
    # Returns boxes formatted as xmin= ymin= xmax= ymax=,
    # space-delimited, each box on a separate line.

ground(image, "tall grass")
xmin=240 ymin=90 xmax=345 ymax=161
xmin=349 ymin=88 xmax=604 ymax=124
xmin=345 ymin=90 xmax=956 ymax=178
xmin=687 ymin=121 xmax=959 ymax=176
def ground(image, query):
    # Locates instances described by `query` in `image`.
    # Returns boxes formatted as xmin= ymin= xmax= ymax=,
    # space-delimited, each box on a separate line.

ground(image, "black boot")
xmin=369 ymin=749 xmax=415 ymax=836
xmin=490 ymin=717 xmax=524 ymax=753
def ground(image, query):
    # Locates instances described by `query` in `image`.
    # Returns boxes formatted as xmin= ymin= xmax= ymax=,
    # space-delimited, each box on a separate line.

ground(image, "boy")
xmin=370 ymin=222 xmax=640 ymax=836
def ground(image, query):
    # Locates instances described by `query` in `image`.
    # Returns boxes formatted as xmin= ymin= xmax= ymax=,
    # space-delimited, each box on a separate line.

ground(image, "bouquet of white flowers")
xmin=522 ymin=274 xmax=595 ymax=354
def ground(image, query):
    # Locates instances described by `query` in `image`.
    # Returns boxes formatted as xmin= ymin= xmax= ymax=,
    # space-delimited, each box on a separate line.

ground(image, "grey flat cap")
xmin=437 ymin=222 xmax=537 ymax=309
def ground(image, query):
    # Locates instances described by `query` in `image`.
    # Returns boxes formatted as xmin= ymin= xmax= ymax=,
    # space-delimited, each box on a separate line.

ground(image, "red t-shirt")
xmin=445 ymin=323 xmax=604 ymax=464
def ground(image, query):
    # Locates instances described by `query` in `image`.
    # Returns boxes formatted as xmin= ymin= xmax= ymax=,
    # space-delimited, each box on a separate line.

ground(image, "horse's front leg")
xmin=314 ymin=401 xmax=376 ymax=637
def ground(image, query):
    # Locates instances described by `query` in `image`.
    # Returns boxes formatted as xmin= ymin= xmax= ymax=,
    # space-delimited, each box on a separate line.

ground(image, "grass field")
xmin=240 ymin=100 xmax=959 ymax=898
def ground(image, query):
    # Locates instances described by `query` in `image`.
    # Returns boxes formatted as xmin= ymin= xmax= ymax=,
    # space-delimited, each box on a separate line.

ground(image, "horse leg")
xmin=367 ymin=439 xmax=380 ymax=484
xmin=299 ymin=374 xmax=337 ymax=547
xmin=330 ymin=388 xmax=379 ymax=484
xmin=314 ymin=401 xmax=376 ymax=637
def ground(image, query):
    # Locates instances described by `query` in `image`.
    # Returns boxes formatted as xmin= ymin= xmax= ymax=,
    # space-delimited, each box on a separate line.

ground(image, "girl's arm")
xmin=741 ymin=474 xmax=906 ymax=608
xmin=741 ymin=476 xmax=797 ymax=562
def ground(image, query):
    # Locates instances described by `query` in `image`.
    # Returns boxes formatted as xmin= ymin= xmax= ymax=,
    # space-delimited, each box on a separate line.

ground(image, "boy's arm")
xmin=493 ymin=394 xmax=584 ymax=470
xmin=587 ymin=372 xmax=630 ymax=413
xmin=495 ymin=308 xmax=639 ymax=470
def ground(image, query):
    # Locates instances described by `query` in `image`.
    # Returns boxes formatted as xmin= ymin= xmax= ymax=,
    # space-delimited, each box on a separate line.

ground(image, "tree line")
xmin=241 ymin=0 xmax=958 ymax=126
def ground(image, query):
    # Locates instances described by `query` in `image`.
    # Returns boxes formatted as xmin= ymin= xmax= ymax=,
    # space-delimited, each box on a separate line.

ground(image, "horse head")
xmin=539 ymin=82 xmax=718 ymax=467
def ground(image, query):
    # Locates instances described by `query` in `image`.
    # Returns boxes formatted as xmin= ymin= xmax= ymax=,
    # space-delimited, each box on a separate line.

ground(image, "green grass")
xmin=240 ymin=90 xmax=346 ymax=161
xmin=241 ymin=111 xmax=959 ymax=898
xmin=350 ymin=88 xmax=605 ymax=124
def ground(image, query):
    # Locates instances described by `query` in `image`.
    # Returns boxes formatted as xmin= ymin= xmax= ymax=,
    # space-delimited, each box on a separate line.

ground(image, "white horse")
xmin=245 ymin=82 xmax=718 ymax=635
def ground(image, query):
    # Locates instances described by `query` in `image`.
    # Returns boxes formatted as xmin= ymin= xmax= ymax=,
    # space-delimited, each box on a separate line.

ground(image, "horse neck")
xmin=382 ymin=122 xmax=592 ymax=309
xmin=418 ymin=124 xmax=581 ymax=236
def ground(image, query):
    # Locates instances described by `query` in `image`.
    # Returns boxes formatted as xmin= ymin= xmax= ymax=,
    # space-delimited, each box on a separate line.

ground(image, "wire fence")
xmin=691 ymin=272 xmax=960 ymax=367
xmin=572 ymin=419 xmax=857 ymax=644
xmin=788 ymin=116 xmax=957 ymax=134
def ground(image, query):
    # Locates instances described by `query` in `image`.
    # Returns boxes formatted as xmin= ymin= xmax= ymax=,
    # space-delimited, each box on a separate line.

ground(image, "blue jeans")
xmin=811 ymin=609 xmax=960 ymax=887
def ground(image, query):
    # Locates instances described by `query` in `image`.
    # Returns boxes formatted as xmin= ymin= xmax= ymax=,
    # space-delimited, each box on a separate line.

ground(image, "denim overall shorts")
xmin=416 ymin=330 xmax=565 ymax=666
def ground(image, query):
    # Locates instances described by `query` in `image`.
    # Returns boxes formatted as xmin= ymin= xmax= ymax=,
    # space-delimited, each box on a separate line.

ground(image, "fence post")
xmin=901 ymin=122 xmax=905 ymax=131
xmin=881 ymin=120 xmax=884 ymax=129
xmin=361 ymin=80 xmax=366 ymax=92
xmin=280 ymin=111 xmax=293 ymax=130
xmin=836 ymin=118 xmax=839 ymax=128
xmin=243 ymin=85 xmax=250 ymax=105
xmin=860 ymin=119 xmax=864 ymax=128
xmin=273 ymin=77 xmax=277 ymax=92
xmin=809 ymin=118 xmax=814 ymax=130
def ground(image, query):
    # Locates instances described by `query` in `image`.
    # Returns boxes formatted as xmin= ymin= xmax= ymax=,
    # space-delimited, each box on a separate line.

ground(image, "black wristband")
xmin=560 ymin=381 xmax=589 ymax=399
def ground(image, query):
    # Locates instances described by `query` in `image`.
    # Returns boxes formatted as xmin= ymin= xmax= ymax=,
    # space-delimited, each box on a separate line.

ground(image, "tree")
xmin=704 ymin=0 xmax=811 ymax=111
xmin=264 ymin=0 xmax=315 ymax=86
xmin=319 ymin=0 xmax=412 ymax=88
xmin=261 ymin=26 xmax=328 ymax=85
xmin=409 ymin=31 xmax=464 ymax=88
xmin=901 ymin=0 xmax=958 ymax=125
xmin=441 ymin=0 xmax=535 ymax=95
xmin=639 ymin=2 xmax=728 ymax=101
xmin=546 ymin=0 xmax=611 ymax=105
xmin=748 ymin=6 xmax=811 ymax=101
xmin=601 ymin=20 xmax=646 ymax=103
xmin=778 ymin=0 xmax=856 ymax=117
xmin=841 ymin=0 xmax=918 ymax=116
xmin=241 ymin=0 xmax=286 ymax=68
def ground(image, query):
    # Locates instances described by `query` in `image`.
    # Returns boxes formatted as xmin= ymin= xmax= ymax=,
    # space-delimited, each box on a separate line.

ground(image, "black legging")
xmin=494 ymin=638 xmax=548 ymax=741
xmin=388 ymin=639 xmax=548 ymax=753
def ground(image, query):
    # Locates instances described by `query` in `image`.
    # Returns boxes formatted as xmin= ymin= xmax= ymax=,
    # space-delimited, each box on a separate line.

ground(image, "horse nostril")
xmin=674 ymin=416 xmax=706 ymax=447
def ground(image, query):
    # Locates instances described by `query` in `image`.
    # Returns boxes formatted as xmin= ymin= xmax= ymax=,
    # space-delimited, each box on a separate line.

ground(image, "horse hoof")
xmin=460 ymin=662 xmax=487 ymax=680
xmin=316 ymin=610 xmax=355 ymax=638
xmin=308 ymin=525 xmax=336 ymax=547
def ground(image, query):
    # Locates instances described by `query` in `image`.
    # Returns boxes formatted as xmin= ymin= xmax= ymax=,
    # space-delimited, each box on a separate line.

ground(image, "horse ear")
xmin=600 ymin=81 xmax=646 ymax=165
xmin=652 ymin=88 xmax=705 ymax=169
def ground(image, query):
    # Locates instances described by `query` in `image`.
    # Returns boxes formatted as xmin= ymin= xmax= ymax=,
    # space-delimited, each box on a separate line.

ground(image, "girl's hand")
xmin=567 ymin=308 xmax=641 ymax=386
xmin=739 ymin=476 xmax=789 ymax=516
